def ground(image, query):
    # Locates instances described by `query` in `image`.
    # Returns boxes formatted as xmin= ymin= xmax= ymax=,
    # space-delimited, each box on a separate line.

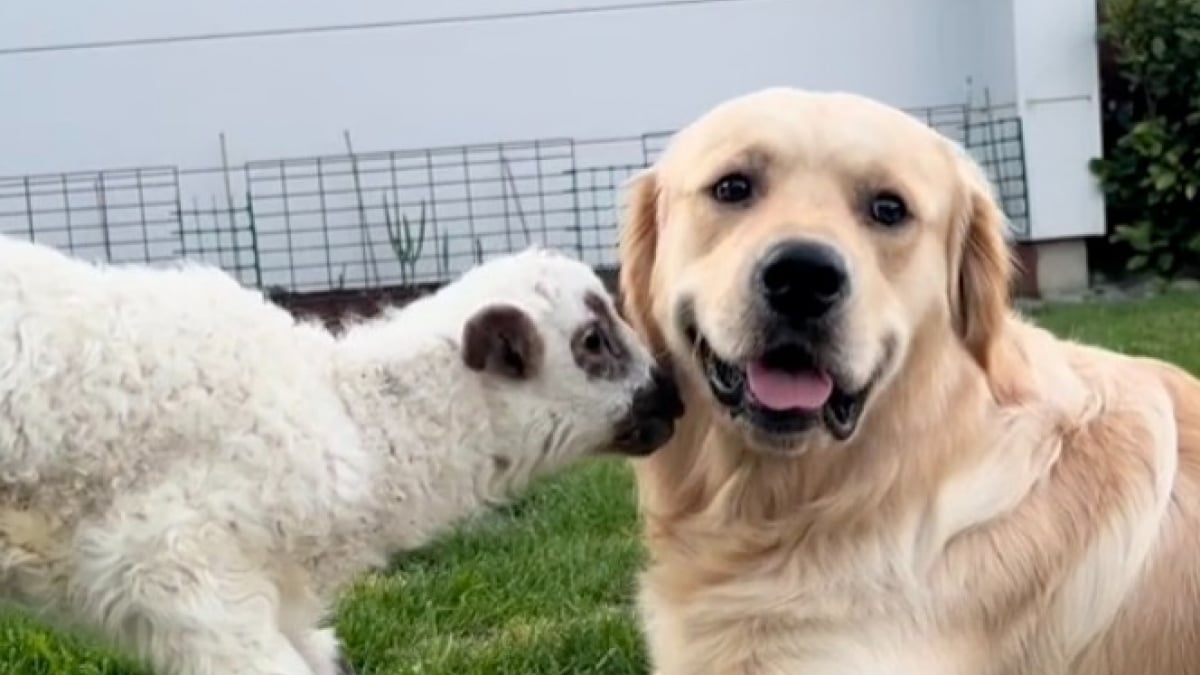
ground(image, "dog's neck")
xmin=327 ymin=318 xmax=541 ymax=566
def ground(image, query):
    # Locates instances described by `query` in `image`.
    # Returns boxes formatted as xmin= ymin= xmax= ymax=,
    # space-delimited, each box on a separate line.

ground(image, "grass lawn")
xmin=3 ymin=291 xmax=1200 ymax=674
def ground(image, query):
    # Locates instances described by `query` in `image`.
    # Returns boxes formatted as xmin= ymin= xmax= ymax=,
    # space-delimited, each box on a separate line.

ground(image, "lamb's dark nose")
xmin=757 ymin=239 xmax=849 ymax=323
xmin=612 ymin=365 xmax=684 ymax=456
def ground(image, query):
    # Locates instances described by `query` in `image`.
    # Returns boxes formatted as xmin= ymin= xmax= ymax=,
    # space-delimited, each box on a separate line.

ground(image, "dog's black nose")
xmin=757 ymin=240 xmax=848 ymax=322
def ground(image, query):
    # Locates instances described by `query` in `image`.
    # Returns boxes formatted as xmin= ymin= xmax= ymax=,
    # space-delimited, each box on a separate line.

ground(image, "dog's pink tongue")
xmin=746 ymin=361 xmax=833 ymax=411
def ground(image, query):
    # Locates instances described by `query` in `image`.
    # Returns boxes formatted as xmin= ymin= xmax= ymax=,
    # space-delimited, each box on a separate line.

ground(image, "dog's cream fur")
xmin=0 ymin=238 xmax=666 ymax=675
xmin=618 ymin=87 xmax=1200 ymax=674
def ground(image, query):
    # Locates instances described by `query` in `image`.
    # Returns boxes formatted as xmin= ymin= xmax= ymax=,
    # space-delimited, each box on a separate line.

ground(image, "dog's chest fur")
xmin=637 ymin=332 xmax=1190 ymax=675
xmin=638 ymin=542 xmax=991 ymax=675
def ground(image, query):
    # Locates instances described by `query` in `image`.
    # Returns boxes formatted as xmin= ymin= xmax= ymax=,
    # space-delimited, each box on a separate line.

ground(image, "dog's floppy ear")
xmin=461 ymin=304 xmax=543 ymax=380
xmin=618 ymin=169 xmax=667 ymax=352
xmin=947 ymin=145 xmax=1027 ymax=402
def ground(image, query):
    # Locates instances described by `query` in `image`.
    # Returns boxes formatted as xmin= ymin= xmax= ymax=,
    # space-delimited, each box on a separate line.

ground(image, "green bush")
xmin=1090 ymin=0 xmax=1200 ymax=277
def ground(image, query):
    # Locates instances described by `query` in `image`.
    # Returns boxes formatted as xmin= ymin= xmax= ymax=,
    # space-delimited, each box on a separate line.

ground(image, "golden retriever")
xmin=617 ymin=87 xmax=1200 ymax=675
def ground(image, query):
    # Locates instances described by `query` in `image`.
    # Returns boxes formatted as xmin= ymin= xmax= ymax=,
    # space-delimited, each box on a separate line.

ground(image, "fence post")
xmin=462 ymin=145 xmax=478 ymax=264
xmin=244 ymin=190 xmax=263 ymax=288
xmin=23 ymin=176 xmax=35 ymax=241
xmin=219 ymin=133 xmax=244 ymax=278
xmin=60 ymin=175 xmax=75 ymax=251
xmin=423 ymin=149 xmax=446 ymax=280
xmin=96 ymin=174 xmax=113 ymax=262
xmin=316 ymin=157 xmax=334 ymax=289
xmin=568 ymin=140 xmax=583 ymax=259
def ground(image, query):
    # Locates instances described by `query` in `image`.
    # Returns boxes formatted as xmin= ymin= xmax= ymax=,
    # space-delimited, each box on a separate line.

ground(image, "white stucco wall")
xmin=1 ymin=0 xmax=989 ymax=174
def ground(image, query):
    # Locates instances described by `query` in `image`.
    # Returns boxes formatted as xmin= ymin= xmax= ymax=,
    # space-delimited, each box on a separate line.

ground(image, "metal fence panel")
xmin=0 ymin=104 xmax=1030 ymax=295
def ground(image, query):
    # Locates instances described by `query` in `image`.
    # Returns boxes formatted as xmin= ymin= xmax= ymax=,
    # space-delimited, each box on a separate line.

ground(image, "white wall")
xmin=1 ymin=0 xmax=986 ymax=175
xmin=973 ymin=0 xmax=1019 ymax=106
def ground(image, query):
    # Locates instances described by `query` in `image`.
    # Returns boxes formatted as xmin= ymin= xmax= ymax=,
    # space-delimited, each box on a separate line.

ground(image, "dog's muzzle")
xmin=612 ymin=365 xmax=685 ymax=456
xmin=676 ymin=238 xmax=886 ymax=447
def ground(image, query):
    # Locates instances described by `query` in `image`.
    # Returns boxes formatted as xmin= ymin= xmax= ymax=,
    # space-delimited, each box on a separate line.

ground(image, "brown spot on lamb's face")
xmin=570 ymin=291 xmax=632 ymax=381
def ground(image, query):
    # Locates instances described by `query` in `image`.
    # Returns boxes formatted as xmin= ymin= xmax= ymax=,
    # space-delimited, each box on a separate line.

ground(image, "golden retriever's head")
xmin=619 ymin=88 xmax=1013 ymax=455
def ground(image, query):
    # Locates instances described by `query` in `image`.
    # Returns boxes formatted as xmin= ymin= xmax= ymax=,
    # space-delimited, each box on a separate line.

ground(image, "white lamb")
xmin=0 ymin=235 xmax=682 ymax=675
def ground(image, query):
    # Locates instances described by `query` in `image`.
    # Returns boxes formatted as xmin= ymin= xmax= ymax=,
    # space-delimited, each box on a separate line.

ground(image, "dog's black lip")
xmin=822 ymin=388 xmax=863 ymax=441
xmin=701 ymin=341 xmax=744 ymax=407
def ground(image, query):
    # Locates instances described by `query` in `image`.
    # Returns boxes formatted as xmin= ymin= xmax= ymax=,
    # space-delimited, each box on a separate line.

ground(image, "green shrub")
xmin=1090 ymin=0 xmax=1200 ymax=277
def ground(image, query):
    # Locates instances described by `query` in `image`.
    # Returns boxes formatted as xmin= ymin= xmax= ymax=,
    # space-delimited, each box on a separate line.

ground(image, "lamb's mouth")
xmin=691 ymin=330 xmax=873 ymax=444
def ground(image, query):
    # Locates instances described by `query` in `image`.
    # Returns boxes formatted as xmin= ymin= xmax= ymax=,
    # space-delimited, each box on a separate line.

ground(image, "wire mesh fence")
xmin=0 ymin=167 xmax=184 ymax=267
xmin=0 ymin=103 xmax=1027 ymax=296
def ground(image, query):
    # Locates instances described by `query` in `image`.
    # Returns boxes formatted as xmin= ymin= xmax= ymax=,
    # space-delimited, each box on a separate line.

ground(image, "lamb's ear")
xmin=461 ymin=304 xmax=543 ymax=380
xmin=617 ymin=169 xmax=666 ymax=352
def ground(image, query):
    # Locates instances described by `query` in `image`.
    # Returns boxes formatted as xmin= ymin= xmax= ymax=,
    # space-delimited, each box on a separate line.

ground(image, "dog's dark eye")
xmin=581 ymin=325 xmax=607 ymax=355
xmin=869 ymin=192 xmax=909 ymax=227
xmin=711 ymin=173 xmax=754 ymax=205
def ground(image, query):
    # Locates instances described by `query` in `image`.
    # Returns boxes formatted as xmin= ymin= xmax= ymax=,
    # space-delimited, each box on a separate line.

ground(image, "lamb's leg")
xmin=289 ymin=628 xmax=355 ymax=675
xmin=130 ymin=619 xmax=317 ymax=675
xmin=70 ymin=518 xmax=317 ymax=675
xmin=275 ymin=571 xmax=353 ymax=675
xmin=78 ymin=571 xmax=317 ymax=675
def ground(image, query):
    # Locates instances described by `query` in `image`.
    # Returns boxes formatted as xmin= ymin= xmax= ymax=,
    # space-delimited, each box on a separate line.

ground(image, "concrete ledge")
xmin=1013 ymin=238 xmax=1091 ymax=299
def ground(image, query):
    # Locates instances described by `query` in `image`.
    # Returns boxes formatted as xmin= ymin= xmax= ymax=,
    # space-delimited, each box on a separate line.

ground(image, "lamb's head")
xmin=451 ymin=247 xmax=684 ymax=466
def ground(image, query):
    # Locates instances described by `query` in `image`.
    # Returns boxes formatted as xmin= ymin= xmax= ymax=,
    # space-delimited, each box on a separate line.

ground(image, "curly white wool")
xmin=0 ymin=236 xmax=659 ymax=675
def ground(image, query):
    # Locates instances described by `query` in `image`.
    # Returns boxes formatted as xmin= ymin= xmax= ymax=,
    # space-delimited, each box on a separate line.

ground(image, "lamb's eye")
xmin=581 ymin=325 xmax=606 ymax=354
xmin=711 ymin=173 xmax=754 ymax=205
xmin=869 ymin=192 xmax=909 ymax=227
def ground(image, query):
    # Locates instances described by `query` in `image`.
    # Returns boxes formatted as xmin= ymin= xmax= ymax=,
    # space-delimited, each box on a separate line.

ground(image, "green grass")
xmin=1026 ymin=292 xmax=1200 ymax=374
xmin=3 ymin=291 xmax=1200 ymax=674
